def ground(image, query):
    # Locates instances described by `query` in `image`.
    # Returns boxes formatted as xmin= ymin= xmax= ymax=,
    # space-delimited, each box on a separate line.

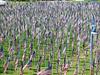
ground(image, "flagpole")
xmin=90 ymin=29 xmax=94 ymax=75
xmin=15 ymin=37 xmax=20 ymax=71
xmin=90 ymin=15 xmax=97 ymax=75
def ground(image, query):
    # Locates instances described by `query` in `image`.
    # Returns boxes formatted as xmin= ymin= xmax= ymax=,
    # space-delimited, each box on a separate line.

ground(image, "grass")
xmin=0 ymin=31 xmax=97 ymax=75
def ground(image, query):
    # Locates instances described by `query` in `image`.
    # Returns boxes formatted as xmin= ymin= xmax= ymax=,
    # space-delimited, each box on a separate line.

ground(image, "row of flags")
xmin=0 ymin=2 xmax=100 ymax=75
xmin=0 ymin=14 xmax=99 ymax=73
xmin=0 ymin=2 xmax=100 ymax=37
xmin=0 ymin=15 xmax=99 ymax=75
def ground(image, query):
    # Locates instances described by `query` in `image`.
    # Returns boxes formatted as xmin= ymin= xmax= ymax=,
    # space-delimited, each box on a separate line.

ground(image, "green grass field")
xmin=0 ymin=31 xmax=98 ymax=75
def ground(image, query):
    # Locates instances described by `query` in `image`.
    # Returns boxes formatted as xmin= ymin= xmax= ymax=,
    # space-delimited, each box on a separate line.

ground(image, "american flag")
xmin=3 ymin=56 xmax=10 ymax=73
xmin=62 ymin=64 xmax=69 ymax=75
xmin=29 ymin=41 xmax=33 ymax=54
xmin=37 ymin=56 xmax=42 ymax=72
xmin=10 ymin=46 xmax=14 ymax=53
xmin=0 ymin=52 xmax=3 ymax=59
xmin=23 ymin=51 xmax=35 ymax=70
xmin=81 ymin=32 xmax=88 ymax=42
xmin=0 ymin=36 xmax=3 ymax=43
xmin=22 ymin=53 xmax=26 ymax=62
xmin=15 ymin=45 xmax=20 ymax=70
xmin=73 ymin=69 xmax=78 ymax=75
xmin=15 ymin=58 xmax=18 ymax=70
xmin=22 ymin=41 xmax=27 ymax=62
xmin=0 ymin=46 xmax=4 ymax=59
xmin=37 ymin=61 xmax=52 ymax=75
xmin=20 ymin=61 xmax=23 ymax=75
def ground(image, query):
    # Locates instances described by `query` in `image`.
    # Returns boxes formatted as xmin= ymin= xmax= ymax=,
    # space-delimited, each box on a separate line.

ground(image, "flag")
xmin=62 ymin=64 xmax=69 ymax=75
xmin=15 ymin=58 xmax=18 ymax=70
xmin=45 ymin=61 xmax=52 ymax=70
xmin=37 ymin=61 xmax=52 ymax=75
xmin=23 ymin=51 xmax=35 ymax=70
xmin=22 ymin=53 xmax=26 ymax=62
xmin=30 ymin=42 xmax=33 ymax=50
xmin=22 ymin=41 xmax=27 ymax=62
xmin=62 ymin=55 xmax=70 ymax=75
xmin=96 ymin=50 xmax=100 ymax=63
xmin=64 ymin=56 xmax=66 ymax=67
xmin=81 ymin=32 xmax=87 ymax=42
xmin=15 ymin=45 xmax=20 ymax=70
xmin=37 ymin=56 xmax=42 ymax=72
xmin=0 ymin=51 xmax=3 ymax=59
xmin=10 ymin=46 xmax=14 ymax=53
xmin=37 ymin=69 xmax=51 ymax=75
xmin=20 ymin=61 xmax=23 ymax=75
xmin=0 ymin=36 xmax=3 ymax=43
xmin=0 ymin=46 xmax=4 ymax=59
xmin=96 ymin=38 xmax=100 ymax=46
xmin=3 ymin=56 xmax=10 ymax=73
xmin=58 ymin=49 xmax=60 ymax=64
xmin=30 ymin=41 xmax=33 ymax=54
xmin=73 ymin=69 xmax=78 ymax=75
